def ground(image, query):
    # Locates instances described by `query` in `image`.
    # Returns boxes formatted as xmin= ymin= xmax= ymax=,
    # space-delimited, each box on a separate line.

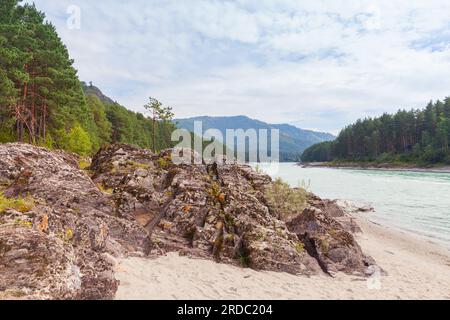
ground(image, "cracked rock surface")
xmin=0 ymin=143 xmax=377 ymax=299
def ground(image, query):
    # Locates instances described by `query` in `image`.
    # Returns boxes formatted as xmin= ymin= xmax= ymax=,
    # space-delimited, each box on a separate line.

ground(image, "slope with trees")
xmin=0 ymin=1 xmax=175 ymax=155
xmin=302 ymin=98 xmax=450 ymax=165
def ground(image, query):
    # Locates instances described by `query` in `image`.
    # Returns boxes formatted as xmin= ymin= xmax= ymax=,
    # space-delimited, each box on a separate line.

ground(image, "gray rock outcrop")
xmin=0 ymin=143 xmax=377 ymax=299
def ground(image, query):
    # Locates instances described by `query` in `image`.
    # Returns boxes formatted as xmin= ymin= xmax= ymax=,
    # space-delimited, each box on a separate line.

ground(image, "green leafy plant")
xmin=0 ymin=193 xmax=35 ymax=214
xmin=63 ymin=124 xmax=93 ymax=156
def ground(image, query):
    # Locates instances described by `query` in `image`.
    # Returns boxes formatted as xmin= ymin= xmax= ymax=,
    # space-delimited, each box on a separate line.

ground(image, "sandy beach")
xmin=115 ymin=217 xmax=450 ymax=300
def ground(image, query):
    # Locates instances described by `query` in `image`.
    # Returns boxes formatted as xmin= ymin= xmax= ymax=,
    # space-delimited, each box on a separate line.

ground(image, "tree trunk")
xmin=30 ymin=89 xmax=36 ymax=144
xmin=152 ymin=115 xmax=156 ymax=153
xmin=16 ymin=119 xmax=21 ymax=142
xmin=43 ymin=104 xmax=47 ymax=142
xmin=19 ymin=119 xmax=24 ymax=142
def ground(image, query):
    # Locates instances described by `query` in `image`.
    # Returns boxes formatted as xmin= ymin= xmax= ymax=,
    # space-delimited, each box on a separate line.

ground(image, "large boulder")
xmin=286 ymin=197 xmax=376 ymax=276
xmin=0 ymin=143 xmax=145 ymax=299
xmin=91 ymin=145 xmax=321 ymax=275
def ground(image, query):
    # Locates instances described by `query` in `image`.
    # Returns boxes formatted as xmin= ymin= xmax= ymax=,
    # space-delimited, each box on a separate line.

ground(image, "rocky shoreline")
xmin=0 ymin=143 xmax=377 ymax=300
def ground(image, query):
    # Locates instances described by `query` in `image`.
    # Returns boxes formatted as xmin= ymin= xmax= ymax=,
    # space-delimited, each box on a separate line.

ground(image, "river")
xmin=254 ymin=163 xmax=450 ymax=248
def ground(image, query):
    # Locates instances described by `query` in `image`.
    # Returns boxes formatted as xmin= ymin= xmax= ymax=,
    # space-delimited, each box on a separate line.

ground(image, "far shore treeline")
xmin=302 ymin=98 xmax=450 ymax=165
xmin=0 ymin=1 xmax=175 ymax=156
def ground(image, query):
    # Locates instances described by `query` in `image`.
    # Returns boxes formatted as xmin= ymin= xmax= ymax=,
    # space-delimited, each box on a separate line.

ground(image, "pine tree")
xmin=144 ymin=97 xmax=174 ymax=152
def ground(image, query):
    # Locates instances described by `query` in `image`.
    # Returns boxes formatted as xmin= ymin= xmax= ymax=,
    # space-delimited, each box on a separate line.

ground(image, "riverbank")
xmin=114 ymin=216 xmax=450 ymax=300
xmin=300 ymin=162 xmax=450 ymax=173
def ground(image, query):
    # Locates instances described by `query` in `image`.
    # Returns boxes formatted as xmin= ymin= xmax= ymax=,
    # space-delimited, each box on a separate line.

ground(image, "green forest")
xmin=0 ymin=1 xmax=175 ymax=156
xmin=302 ymin=98 xmax=450 ymax=165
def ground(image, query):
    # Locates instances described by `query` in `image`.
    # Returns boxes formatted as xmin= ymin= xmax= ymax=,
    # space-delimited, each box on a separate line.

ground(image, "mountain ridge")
xmin=175 ymin=115 xmax=335 ymax=161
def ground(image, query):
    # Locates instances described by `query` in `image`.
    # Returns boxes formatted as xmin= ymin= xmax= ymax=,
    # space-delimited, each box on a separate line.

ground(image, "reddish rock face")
xmin=285 ymin=206 xmax=376 ymax=276
xmin=91 ymin=145 xmax=322 ymax=275
xmin=0 ymin=143 xmax=144 ymax=299
xmin=0 ymin=143 xmax=376 ymax=299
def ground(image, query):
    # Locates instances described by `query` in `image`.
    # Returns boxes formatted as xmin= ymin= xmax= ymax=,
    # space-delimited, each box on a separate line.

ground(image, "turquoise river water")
xmin=254 ymin=163 xmax=450 ymax=248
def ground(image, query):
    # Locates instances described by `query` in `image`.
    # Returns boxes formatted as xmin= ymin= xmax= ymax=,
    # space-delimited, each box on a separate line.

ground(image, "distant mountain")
xmin=174 ymin=116 xmax=335 ymax=161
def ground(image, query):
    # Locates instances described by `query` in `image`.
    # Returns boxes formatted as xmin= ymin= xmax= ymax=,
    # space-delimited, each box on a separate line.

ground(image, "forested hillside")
xmin=83 ymin=83 xmax=176 ymax=153
xmin=302 ymin=99 xmax=450 ymax=165
xmin=0 ymin=1 xmax=175 ymax=156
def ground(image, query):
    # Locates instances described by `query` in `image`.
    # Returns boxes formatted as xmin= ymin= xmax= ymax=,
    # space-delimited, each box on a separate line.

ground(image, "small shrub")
xmin=276 ymin=229 xmax=284 ymax=237
xmin=422 ymin=145 xmax=446 ymax=164
xmin=254 ymin=232 xmax=264 ymax=241
xmin=127 ymin=161 xmax=151 ymax=170
xmin=96 ymin=183 xmax=113 ymax=194
xmin=37 ymin=133 xmax=55 ymax=150
xmin=320 ymin=239 xmax=329 ymax=254
xmin=225 ymin=233 xmax=235 ymax=243
xmin=63 ymin=124 xmax=93 ymax=156
xmin=213 ymin=235 xmax=224 ymax=259
xmin=14 ymin=219 xmax=33 ymax=228
xmin=65 ymin=228 xmax=74 ymax=241
xmin=224 ymin=213 xmax=235 ymax=226
xmin=209 ymin=182 xmax=226 ymax=203
xmin=295 ymin=242 xmax=304 ymax=253
xmin=157 ymin=155 xmax=172 ymax=169
xmin=78 ymin=158 xmax=91 ymax=170
xmin=184 ymin=227 xmax=196 ymax=241
xmin=0 ymin=193 xmax=35 ymax=214
xmin=210 ymin=182 xmax=221 ymax=196
xmin=237 ymin=253 xmax=250 ymax=267
xmin=265 ymin=178 xmax=307 ymax=220
xmin=165 ymin=190 xmax=173 ymax=197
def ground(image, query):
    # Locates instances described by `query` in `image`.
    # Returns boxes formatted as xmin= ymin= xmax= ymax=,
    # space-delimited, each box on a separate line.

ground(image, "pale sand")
xmin=115 ymin=217 xmax=450 ymax=300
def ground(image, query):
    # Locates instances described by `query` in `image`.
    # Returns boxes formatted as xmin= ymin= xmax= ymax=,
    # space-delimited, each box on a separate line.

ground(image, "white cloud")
xmin=26 ymin=0 xmax=450 ymax=133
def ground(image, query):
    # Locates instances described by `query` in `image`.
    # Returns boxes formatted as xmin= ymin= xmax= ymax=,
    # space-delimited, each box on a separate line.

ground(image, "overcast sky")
xmin=26 ymin=0 xmax=450 ymax=134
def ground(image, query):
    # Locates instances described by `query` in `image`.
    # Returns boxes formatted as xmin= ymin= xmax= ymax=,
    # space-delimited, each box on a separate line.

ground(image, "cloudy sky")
xmin=26 ymin=0 xmax=450 ymax=134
